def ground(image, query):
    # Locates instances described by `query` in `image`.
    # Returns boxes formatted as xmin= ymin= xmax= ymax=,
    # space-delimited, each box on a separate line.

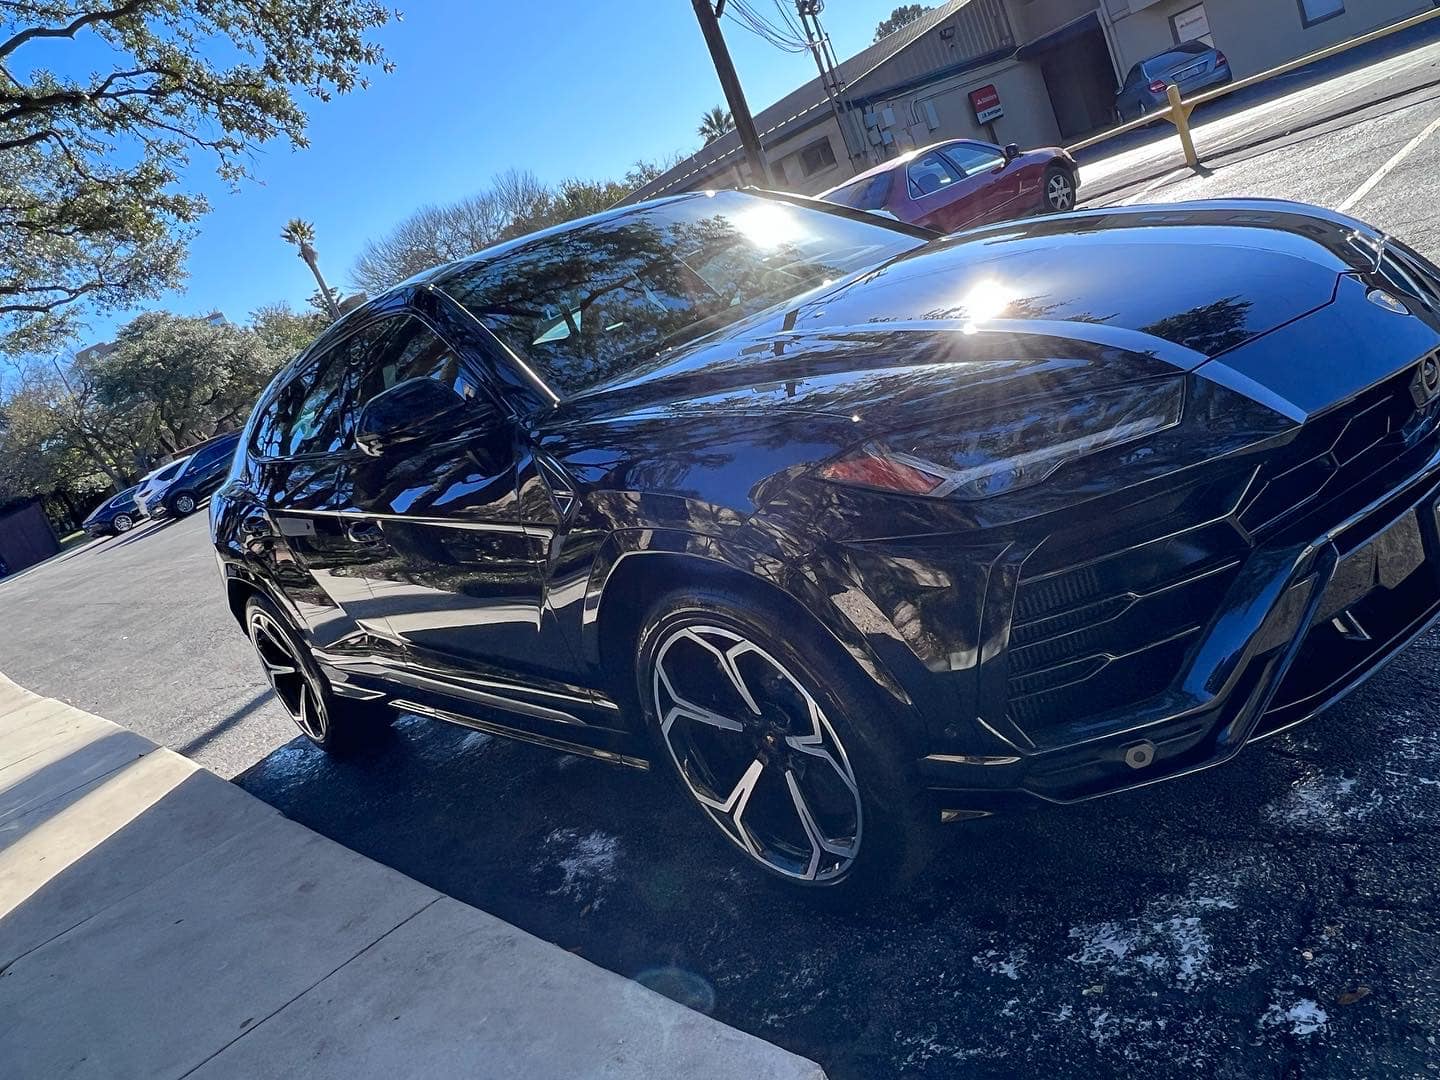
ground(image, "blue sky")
xmin=69 ymin=1 xmax=893 ymax=346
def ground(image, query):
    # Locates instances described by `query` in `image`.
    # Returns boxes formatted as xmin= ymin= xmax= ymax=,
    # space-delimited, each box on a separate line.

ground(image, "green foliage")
xmin=0 ymin=0 xmax=395 ymax=356
xmin=874 ymin=4 xmax=928 ymax=41
xmin=0 ymin=310 xmax=291 ymax=511
xmin=349 ymin=156 xmax=687 ymax=296
xmin=698 ymin=105 xmax=733 ymax=144
xmin=248 ymin=302 xmax=328 ymax=358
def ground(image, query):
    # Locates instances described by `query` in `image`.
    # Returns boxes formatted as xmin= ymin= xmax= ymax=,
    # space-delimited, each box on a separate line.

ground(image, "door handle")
xmin=344 ymin=519 xmax=385 ymax=547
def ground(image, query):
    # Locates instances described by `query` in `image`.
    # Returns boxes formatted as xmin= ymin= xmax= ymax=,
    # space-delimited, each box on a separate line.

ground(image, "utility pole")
xmin=794 ymin=0 xmax=869 ymax=170
xmin=690 ymin=0 xmax=773 ymax=187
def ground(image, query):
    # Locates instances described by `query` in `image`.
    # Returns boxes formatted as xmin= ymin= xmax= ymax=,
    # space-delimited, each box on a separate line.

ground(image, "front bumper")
xmin=922 ymin=443 xmax=1440 ymax=813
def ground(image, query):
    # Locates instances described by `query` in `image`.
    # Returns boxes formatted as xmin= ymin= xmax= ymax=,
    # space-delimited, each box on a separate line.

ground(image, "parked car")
xmin=818 ymin=139 xmax=1078 ymax=233
xmin=133 ymin=457 xmax=190 ymax=519
xmin=81 ymin=485 xmax=145 ymax=538
xmin=1116 ymin=40 xmax=1232 ymax=123
xmin=214 ymin=189 xmax=1440 ymax=893
xmin=139 ymin=432 xmax=241 ymax=519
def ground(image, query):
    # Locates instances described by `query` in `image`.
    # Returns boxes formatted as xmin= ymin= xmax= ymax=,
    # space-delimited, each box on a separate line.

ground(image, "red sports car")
xmin=818 ymin=139 xmax=1079 ymax=233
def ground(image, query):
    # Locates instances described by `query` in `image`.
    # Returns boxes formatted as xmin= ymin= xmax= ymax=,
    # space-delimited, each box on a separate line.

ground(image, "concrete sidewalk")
xmin=0 ymin=674 xmax=825 ymax=1079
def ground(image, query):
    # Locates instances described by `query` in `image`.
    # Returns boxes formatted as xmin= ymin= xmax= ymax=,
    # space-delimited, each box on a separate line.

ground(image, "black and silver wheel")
xmin=170 ymin=491 xmax=198 ymax=516
xmin=637 ymin=588 xmax=932 ymax=892
xmin=1044 ymin=166 xmax=1076 ymax=212
xmin=112 ymin=513 xmax=135 ymax=534
xmin=244 ymin=594 xmax=387 ymax=753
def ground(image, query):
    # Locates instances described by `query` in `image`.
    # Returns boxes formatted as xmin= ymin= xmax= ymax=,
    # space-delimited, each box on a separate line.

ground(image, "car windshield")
xmin=439 ymin=191 xmax=923 ymax=398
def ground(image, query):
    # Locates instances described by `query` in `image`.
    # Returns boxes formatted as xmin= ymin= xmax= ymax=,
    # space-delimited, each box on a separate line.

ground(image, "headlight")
xmin=817 ymin=378 xmax=1185 ymax=500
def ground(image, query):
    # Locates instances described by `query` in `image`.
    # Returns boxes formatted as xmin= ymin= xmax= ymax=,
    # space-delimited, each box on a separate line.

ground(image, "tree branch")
xmin=0 ymin=1 xmax=152 ymax=61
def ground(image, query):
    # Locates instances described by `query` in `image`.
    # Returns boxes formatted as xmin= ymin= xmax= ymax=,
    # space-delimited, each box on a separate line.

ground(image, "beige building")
xmin=626 ymin=0 xmax=1434 ymax=203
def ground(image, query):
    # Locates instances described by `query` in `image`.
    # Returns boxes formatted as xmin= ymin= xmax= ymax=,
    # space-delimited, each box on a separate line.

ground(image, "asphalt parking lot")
xmin=7 ymin=46 xmax=1440 ymax=1078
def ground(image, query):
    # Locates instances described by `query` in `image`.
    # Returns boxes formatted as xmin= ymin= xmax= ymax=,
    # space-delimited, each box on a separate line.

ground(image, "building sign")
xmin=969 ymin=84 xmax=1003 ymax=124
xmin=1171 ymin=3 xmax=1212 ymax=45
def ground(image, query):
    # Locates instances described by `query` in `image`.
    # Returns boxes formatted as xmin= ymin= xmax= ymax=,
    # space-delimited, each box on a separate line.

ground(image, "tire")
xmin=634 ymin=585 xmax=934 ymax=895
xmin=112 ymin=513 xmax=134 ymax=533
xmin=244 ymin=593 xmax=391 ymax=754
xmin=1043 ymin=165 xmax=1076 ymax=213
xmin=169 ymin=490 xmax=198 ymax=516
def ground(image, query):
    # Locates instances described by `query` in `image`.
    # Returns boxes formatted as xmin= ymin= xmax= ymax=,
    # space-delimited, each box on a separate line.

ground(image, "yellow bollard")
xmin=1166 ymin=83 xmax=1200 ymax=170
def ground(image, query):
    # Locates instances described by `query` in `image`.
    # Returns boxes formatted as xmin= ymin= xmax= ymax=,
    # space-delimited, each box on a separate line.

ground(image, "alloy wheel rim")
xmin=113 ymin=514 xmax=133 ymax=532
xmin=248 ymin=610 xmax=327 ymax=740
xmin=651 ymin=624 xmax=862 ymax=882
xmin=1049 ymin=175 xmax=1074 ymax=210
xmin=176 ymin=494 xmax=195 ymax=514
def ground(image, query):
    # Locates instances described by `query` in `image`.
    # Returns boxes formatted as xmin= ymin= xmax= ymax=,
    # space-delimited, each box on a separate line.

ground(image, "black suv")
xmin=143 ymin=432 xmax=241 ymax=518
xmin=213 ymin=191 xmax=1440 ymax=892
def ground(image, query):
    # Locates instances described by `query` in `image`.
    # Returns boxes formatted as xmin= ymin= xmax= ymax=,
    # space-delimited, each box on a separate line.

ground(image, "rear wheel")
xmin=244 ymin=594 xmax=389 ymax=754
xmin=635 ymin=586 xmax=933 ymax=894
xmin=170 ymin=491 xmax=198 ymax=516
xmin=1044 ymin=165 xmax=1076 ymax=212
xmin=112 ymin=513 xmax=134 ymax=533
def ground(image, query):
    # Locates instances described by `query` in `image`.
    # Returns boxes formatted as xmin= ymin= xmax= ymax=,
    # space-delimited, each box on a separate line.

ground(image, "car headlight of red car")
xmin=817 ymin=377 xmax=1185 ymax=501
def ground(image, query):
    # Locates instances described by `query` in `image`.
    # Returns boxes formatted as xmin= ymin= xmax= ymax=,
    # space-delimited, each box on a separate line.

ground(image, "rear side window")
xmin=827 ymin=173 xmax=893 ymax=211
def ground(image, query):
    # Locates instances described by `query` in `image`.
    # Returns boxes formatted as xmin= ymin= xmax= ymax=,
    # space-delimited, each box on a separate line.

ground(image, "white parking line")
xmin=1338 ymin=113 xmax=1440 ymax=211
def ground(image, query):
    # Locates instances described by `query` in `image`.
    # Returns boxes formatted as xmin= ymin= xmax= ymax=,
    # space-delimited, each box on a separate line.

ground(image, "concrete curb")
xmin=0 ymin=673 xmax=826 ymax=1079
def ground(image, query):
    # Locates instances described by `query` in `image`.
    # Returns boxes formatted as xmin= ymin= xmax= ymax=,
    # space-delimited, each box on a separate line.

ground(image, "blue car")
xmin=82 ymin=484 xmax=145 ymax=538
xmin=1116 ymin=40 xmax=1231 ymax=123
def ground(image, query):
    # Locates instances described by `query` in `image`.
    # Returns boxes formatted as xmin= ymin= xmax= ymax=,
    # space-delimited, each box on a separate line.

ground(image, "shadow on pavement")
xmin=236 ymin=638 xmax=1440 ymax=1079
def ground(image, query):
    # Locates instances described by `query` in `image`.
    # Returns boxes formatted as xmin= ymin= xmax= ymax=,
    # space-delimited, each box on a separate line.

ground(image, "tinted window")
xmin=440 ymin=191 xmax=920 ymax=397
xmin=907 ymin=150 xmax=964 ymax=196
xmin=1124 ymin=64 xmax=1144 ymax=86
xmin=355 ymin=316 xmax=482 ymax=407
xmin=252 ymin=320 xmax=403 ymax=458
xmin=942 ymin=142 xmax=1006 ymax=175
xmin=827 ymin=173 xmax=893 ymax=211
xmin=189 ymin=437 xmax=238 ymax=470
xmin=153 ymin=458 xmax=188 ymax=483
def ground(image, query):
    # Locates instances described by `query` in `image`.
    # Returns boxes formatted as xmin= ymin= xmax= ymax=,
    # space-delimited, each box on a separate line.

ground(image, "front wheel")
xmin=636 ymin=587 xmax=933 ymax=893
xmin=112 ymin=513 xmax=135 ymax=533
xmin=1044 ymin=166 xmax=1076 ymax=212
xmin=169 ymin=491 xmax=198 ymax=516
xmin=244 ymin=594 xmax=389 ymax=754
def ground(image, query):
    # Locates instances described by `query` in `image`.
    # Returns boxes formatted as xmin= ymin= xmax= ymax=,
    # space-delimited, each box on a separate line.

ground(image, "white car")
xmin=134 ymin=456 xmax=191 ymax=518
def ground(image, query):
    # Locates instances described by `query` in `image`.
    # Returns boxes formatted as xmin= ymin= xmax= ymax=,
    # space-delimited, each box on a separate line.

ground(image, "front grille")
xmin=1007 ymin=524 xmax=1242 ymax=744
xmin=1239 ymin=359 xmax=1440 ymax=538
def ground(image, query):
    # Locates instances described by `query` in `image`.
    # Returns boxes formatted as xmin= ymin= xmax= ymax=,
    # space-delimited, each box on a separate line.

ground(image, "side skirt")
xmin=391 ymin=698 xmax=650 ymax=770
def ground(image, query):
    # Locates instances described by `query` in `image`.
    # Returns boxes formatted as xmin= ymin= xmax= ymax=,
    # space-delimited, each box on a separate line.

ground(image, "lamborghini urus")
xmin=214 ymin=190 xmax=1440 ymax=891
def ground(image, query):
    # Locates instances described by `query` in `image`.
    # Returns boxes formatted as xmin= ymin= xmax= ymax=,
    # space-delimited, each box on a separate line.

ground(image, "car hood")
xmin=552 ymin=201 xmax=1377 ymax=436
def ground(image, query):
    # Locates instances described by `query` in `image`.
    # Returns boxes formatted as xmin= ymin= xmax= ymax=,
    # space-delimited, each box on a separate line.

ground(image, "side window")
xmin=907 ymin=150 xmax=964 ymax=196
xmin=359 ymin=316 xmax=483 ymax=405
xmin=190 ymin=439 xmax=234 ymax=470
xmin=1124 ymin=64 xmax=1144 ymax=87
xmin=942 ymin=143 xmax=1006 ymax=175
xmin=251 ymin=320 xmax=404 ymax=459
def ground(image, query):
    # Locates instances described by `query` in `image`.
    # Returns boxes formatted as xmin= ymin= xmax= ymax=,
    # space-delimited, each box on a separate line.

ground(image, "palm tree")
xmin=697 ymin=105 xmax=733 ymax=145
xmin=280 ymin=219 xmax=341 ymax=321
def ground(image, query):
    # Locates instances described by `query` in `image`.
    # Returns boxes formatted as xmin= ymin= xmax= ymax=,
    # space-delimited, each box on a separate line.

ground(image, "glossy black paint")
xmin=213 ymin=191 xmax=1440 ymax=819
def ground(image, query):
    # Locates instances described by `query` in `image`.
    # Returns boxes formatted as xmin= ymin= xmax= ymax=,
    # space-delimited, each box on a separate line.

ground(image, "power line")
xmin=723 ymin=0 xmax=809 ymax=53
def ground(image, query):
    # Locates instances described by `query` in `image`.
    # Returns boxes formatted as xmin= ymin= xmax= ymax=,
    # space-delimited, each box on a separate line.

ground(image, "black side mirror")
xmin=355 ymin=377 xmax=468 ymax=456
xmin=1003 ymin=143 xmax=1021 ymax=163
